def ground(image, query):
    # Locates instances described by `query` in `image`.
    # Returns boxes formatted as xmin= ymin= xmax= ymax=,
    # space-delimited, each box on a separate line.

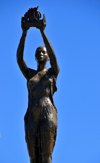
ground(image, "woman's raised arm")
xmin=40 ymin=28 xmax=60 ymax=78
xmin=17 ymin=29 xmax=29 ymax=79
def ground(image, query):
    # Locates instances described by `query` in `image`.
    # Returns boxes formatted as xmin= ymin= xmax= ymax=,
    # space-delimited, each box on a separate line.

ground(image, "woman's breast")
xmin=27 ymin=76 xmax=53 ymax=99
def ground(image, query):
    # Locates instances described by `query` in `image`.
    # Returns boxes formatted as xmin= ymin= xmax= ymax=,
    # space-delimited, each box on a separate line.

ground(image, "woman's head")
xmin=35 ymin=46 xmax=49 ymax=63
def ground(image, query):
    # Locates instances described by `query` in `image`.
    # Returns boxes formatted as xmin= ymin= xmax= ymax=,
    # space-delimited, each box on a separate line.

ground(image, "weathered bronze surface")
xmin=17 ymin=7 xmax=60 ymax=163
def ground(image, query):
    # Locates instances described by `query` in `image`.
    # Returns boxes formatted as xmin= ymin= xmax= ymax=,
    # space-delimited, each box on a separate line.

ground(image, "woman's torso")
xmin=27 ymin=68 xmax=57 ymax=109
xmin=24 ymin=68 xmax=57 ymax=123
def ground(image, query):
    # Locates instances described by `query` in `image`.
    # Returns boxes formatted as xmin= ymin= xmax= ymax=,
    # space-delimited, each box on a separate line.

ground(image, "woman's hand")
xmin=21 ymin=8 xmax=46 ymax=32
xmin=21 ymin=17 xmax=29 ymax=33
xmin=40 ymin=14 xmax=46 ymax=32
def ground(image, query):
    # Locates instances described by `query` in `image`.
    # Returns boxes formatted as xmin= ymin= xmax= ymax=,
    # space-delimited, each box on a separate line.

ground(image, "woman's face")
xmin=35 ymin=46 xmax=48 ymax=63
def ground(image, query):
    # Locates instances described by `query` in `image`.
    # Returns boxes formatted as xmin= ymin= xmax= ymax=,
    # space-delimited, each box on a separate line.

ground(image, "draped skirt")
xmin=24 ymin=97 xmax=57 ymax=163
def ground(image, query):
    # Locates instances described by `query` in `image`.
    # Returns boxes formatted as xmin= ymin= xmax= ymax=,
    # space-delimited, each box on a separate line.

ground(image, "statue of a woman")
xmin=17 ymin=7 xmax=60 ymax=163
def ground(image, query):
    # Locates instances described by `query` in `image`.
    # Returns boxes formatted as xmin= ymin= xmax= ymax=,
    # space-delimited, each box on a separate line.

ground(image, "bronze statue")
xmin=17 ymin=7 xmax=60 ymax=163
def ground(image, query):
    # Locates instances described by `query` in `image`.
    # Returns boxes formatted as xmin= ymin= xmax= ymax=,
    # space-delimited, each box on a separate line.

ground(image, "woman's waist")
xmin=29 ymin=89 xmax=51 ymax=99
xmin=28 ymin=86 xmax=50 ymax=96
xmin=28 ymin=95 xmax=52 ymax=107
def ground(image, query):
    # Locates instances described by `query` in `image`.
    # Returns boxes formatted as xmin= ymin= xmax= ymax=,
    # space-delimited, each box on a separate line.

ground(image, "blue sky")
xmin=0 ymin=0 xmax=100 ymax=163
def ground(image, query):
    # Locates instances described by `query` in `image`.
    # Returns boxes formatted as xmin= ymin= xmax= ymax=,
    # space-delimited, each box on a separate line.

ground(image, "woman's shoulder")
xmin=47 ymin=68 xmax=57 ymax=79
xmin=27 ymin=68 xmax=37 ymax=80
